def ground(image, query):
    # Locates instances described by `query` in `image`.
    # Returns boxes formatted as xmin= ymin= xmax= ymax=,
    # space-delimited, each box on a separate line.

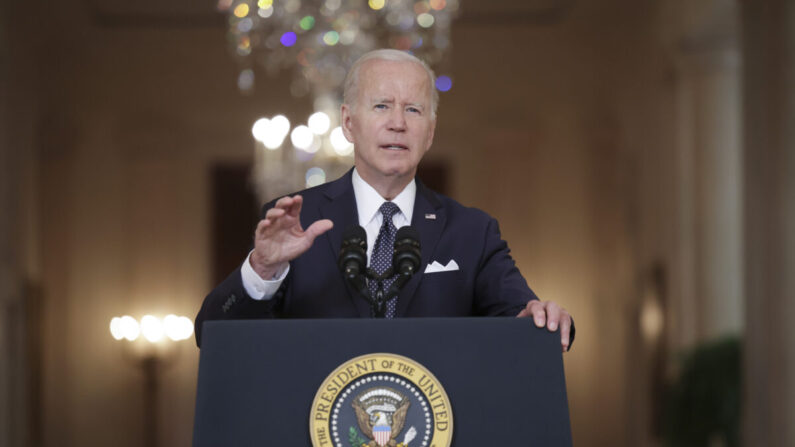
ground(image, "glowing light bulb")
xmin=307 ymin=111 xmax=331 ymax=135
xmin=414 ymin=1 xmax=430 ymax=14
xmin=178 ymin=316 xmax=194 ymax=340
xmin=291 ymin=125 xmax=314 ymax=150
xmin=120 ymin=315 xmax=140 ymax=341
xmin=340 ymin=29 xmax=357 ymax=45
xmin=252 ymin=118 xmax=269 ymax=142
xmin=281 ymin=31 xmax=297 ymax=47
xmin=262 ymin=133 xmax=285 ymax=149
xmin=322 ymin=31 xmax=340 ymax=46
xmin=299 ymin=15 xmax=315 ymax=30
xmin=261 ymin=115 xmax=290 ymax=149
xmin=330 ymin=127 xmax=354 ymax=156
xmin=163 ymin=314 xmax=181 ymax=341
xmin=435 ymin=75 xmax=453 ymax=92
xmin=306 ymin=167 xmax=327 ymax=187
xmin=110 ymin=317 xmax=124 ymax=340
xmin=233 ymin=3 xmax=249 ymax=18
xmin=271 ymin=115 xmax=291 ymax=137
xmin=140 ymin=315 xmax=164 ymax=343
xmin=417 ymin=13 xmax=435 ymax=28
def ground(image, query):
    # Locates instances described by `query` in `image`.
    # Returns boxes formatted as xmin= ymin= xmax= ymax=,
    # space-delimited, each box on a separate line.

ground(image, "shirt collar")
xmin=352 ymin=168 xmax=416 ymax=226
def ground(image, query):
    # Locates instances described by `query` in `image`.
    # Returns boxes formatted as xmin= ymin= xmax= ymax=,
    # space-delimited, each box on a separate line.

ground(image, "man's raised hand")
xmin=250 ymin=195 xmax=333 ymax=280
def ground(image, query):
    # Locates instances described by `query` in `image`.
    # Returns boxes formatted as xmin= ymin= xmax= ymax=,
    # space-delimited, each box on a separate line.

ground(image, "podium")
xmin=193 ymin=318 xmax=572 ymax=447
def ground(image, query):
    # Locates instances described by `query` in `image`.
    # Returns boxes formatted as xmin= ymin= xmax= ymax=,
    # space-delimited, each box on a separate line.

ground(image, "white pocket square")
xmin=424 ymin=260 xmax=460 ymax=274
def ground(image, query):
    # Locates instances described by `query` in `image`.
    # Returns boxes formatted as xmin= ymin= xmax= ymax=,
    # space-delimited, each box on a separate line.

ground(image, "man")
xmin=195 ymin=49 xmax=573 ymax=350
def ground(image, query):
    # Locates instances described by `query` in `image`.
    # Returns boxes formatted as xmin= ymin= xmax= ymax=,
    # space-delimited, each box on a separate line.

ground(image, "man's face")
xmin=341 ymin=59 xmax=436 ymax=189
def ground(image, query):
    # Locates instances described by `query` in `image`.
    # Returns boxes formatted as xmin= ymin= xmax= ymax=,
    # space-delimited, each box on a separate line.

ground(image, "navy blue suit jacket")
xmin=195 ymin=169 xmax=539 ymax=346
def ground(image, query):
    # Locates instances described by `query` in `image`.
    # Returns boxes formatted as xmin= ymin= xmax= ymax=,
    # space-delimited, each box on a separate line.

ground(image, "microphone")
xmin=338 ymin=224 xmax=421 ymax=318
xmin=340 ymin=225 xmax=383 ymax=315
xmin=338 ymin=225 xmax=367 ymax=288
xmin=382 ymin=226 xmax=421 ymax=300
xmin=392 ymin=226 xmax=421 ymax=277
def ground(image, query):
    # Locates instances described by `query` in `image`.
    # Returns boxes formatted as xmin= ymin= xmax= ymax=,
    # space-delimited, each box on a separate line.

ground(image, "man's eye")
xmin=407 ymin=107 xmax=421 ymax=114
xmin=374 ymin=104 xmax=387 ymax=110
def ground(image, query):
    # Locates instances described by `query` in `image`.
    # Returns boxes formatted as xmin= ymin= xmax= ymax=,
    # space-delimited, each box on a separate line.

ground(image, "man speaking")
xmin=195 ymin=49 xmax=573 ymax=350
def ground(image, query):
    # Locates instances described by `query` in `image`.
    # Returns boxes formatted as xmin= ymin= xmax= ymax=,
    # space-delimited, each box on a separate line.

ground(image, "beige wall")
xmin=32 ymin=7 xmax=251 ymax=446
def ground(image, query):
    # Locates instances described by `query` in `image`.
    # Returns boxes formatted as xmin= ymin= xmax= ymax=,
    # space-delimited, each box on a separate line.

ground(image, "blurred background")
xmin=1 ymin=0 xmax=792 ymax=446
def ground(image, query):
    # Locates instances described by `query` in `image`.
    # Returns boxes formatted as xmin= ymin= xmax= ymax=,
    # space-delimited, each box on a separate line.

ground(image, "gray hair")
xmin=343 ymin=49 xmax=439 ymax=118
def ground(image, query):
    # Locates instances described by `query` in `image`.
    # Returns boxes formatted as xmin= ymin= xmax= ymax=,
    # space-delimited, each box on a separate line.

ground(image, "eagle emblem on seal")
xmin=352 ymin=387 xmax=418 ymax=447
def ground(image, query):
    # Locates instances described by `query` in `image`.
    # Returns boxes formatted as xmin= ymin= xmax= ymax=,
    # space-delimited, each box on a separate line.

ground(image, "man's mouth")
xmin=380 ymin=144 xmax=408 ymax=150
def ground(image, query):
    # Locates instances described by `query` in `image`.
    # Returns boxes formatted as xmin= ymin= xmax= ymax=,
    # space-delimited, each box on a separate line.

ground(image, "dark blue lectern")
xmin=193 ymin=318 xmax=572 ymax=447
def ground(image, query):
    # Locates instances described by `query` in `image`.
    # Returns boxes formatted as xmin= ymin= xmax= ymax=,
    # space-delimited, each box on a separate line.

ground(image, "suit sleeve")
xmin=474 ymin=217 xmax=575 ymax=349
xmin=194 ymin=200 xmax=285 ymax=347
xmin=473 ymin=217 xmax=539 ymax=316
xmin=193 ymin=266 xmax=288 ymax=347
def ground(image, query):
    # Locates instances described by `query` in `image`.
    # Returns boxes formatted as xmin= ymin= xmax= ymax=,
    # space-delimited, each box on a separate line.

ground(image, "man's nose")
xmin=387 ymin=109 xmax=407 ymax=131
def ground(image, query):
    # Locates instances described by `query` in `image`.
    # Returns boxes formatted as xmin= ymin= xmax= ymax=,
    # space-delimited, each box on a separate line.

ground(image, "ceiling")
xmin=85 ymin=0 xmax=575 ymax=27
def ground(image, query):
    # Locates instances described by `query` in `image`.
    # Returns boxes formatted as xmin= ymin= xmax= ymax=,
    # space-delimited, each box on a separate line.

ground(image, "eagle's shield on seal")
xmin=352 ymin=387 xmax=409 ymax=447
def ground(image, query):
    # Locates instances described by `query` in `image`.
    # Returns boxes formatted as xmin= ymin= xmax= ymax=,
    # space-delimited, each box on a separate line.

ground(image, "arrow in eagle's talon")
xmin=402 ymin=426 xmax=417 ymax=446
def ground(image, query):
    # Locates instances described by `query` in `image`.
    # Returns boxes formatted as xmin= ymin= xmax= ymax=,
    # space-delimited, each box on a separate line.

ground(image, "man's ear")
xmin=425 ymin=118 xmax=436 ymax=153
xmin=340 ymin=103 xmax=354 ymax=143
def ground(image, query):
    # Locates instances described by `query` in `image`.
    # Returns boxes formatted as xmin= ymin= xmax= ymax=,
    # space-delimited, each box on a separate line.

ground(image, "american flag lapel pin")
xmin=425 ymin=213 xmax=436 ymax=220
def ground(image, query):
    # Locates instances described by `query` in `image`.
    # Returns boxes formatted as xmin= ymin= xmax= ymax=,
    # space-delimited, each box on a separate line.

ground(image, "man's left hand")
xmin=517 ymin=300 xmax=573 ymax=352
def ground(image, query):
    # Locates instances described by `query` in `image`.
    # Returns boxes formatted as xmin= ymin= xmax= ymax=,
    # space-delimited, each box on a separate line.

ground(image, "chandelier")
xmin=217 ymin=0 xmax=460 ymax=199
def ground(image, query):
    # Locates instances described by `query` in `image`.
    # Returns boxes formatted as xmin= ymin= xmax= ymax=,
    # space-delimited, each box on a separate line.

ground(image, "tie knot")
xmin=379 ymin=201 xmax=400 ymax=220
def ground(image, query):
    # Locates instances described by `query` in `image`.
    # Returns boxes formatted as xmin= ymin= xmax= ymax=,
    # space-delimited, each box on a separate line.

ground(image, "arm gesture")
xmin=250 ymin=195 xmax=333 ymax=280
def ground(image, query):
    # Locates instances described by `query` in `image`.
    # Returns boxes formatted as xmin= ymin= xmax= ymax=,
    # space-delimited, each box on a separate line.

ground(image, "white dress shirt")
xmin=241 ymin=168 xmax=415 ymax=300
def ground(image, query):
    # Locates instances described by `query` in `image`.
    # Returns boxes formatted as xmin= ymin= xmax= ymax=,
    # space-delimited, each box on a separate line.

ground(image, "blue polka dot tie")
xmin=369 ymin=202 xmax=400 ymax=318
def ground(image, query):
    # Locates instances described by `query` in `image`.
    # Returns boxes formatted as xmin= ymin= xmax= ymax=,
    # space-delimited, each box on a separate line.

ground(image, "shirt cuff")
xmin=240 ymin=251 xmax=289 ymax=300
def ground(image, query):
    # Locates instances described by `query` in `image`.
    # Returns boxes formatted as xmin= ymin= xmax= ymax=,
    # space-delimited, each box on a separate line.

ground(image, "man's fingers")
xmin=255 ymin=214 xmax=283 ymax=239
xmin=530 ymin=301 xmax=546 ymax=328
xmin=258 ymin=195 xmax=305 ymax=234
xmin=559 ymin=312 xmax=572 ymax=352
xmin=516 ymin=301 xmax=547 ymax=327
xmin=545 ymin=302 xmax=561 ymax=332
xmin=255 ymin=219 xmax=271 ymax=238
xmin=273 ymin=195 xmax=295 ymax=210
xmin=264 ymin=207 xmax=286 ymax=221
xmin=305 ymin=219 xmax=334 ymax=240
xmin=285 ymin=195 xmax=304 ymax=217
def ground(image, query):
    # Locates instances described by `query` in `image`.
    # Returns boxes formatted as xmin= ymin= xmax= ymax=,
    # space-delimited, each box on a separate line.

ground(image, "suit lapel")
xmin=395 ymin=180 xmax=445 ymax=316
xmin=319 ymin=169 xmax=372 ymax=317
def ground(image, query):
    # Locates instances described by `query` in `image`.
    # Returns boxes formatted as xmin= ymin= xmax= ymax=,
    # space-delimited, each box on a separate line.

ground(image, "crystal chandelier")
xmin=218 ymin=0 xmax=460 ymax=200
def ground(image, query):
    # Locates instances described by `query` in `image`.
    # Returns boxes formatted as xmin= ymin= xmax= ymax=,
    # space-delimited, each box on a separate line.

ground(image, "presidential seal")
xmin=310 ymin=353 xmax=453 ymax=447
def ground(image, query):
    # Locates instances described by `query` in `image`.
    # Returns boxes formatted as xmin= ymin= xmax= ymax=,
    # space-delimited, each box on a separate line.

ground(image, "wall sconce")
xmin=110 ymin=314 xmax=193 ymax=344
xmin=109 ymin=314 xmax=194 ymax=447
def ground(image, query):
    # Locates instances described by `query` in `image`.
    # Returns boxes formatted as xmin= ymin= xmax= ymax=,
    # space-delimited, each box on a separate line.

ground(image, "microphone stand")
xmin=365 ymin=265 xmax=416 ymax=318
xmin=364 ymin=268 xmax=393 ymax=318
xmin=345 ymin=267 xmax=414 ymax=318
xmin=339 ymin=225 xmax=421 ymax=318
